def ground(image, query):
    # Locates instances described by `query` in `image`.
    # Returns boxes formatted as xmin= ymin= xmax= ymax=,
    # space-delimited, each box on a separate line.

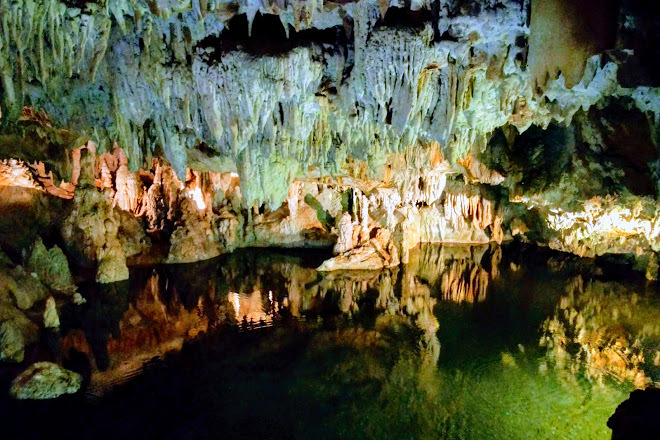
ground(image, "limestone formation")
xmin=61 ymin=181 xmax=131 ymax=283
xmin=43 ymin=296 xmax=60 ymax=329
xmin=319 ymin=227 xmax=399 ymax=271
xmin=167 ymin=198 xmax=222 ymax=264
xmin=0 ymin=306 xmax=38 ymax=363
xmin=27 ymin=237 xmax=76 ymax=295
xmin=0 ymin=320 xmax=26 ymax=362
xmin=0 ymin=266 xmax=48 ymax=310
xmin=10 ymin=362 xmax=81 ymax=400
xmin=0 ymin=0 xmax=657 ymax=273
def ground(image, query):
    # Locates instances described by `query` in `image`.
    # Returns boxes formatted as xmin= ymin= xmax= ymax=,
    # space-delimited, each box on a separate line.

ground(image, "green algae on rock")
xmin=10 ymin=362 xmax=81 ymax=400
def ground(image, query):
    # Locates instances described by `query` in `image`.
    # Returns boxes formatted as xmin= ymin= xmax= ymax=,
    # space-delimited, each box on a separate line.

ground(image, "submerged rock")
xmin=9 ymin=362 xmax=81 ymax=400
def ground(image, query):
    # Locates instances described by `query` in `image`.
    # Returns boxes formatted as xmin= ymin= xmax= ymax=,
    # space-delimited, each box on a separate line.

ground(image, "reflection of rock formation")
xmin=540 ymin=276 xmax=660 ymax=388
xmin=59 ymin=266 xmax=233 ymax=393
xmin=228 ymin=290 xmax=277 ymax=326
xmin=441 ymin=260 xmax=489 ymax=303
xmin=408 ymin=244 xmax=497 ymax=304
xmin=400 ymin=266 xmax=440 ymax=365
xmin=58 ymin=245 xmax=500 ymax=390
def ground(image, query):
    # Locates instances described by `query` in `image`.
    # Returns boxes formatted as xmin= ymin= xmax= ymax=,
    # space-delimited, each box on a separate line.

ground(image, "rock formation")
xmin=0 ymin=3 xmax=657 ymax=275
xmin=9 ymin=362 xmax=81 ymax=399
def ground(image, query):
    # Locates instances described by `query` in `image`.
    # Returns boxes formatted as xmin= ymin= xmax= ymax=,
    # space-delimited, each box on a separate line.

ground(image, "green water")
xmin=3 ymin=244 xmax=659 ymax=439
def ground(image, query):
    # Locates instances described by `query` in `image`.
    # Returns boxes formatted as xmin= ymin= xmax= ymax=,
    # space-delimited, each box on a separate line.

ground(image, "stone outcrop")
xmin=43 ymin=296 xmax=60 ymax=329
xmin=26 ymin=237 xmax=76 ymax=295
xmin=9 ymin=362 xmax=81 ymax=399
xmin=318 ymin=227 xmax=399 ymax=271
xmin=167 ymin=198 xmax=223 ymax=263
xmin=61 ymin=184 xmax=131 ymax=283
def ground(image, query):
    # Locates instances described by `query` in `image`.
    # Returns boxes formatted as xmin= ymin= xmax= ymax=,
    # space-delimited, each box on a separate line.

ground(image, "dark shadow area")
xmin=377 ymin=7 xmax=434 ymax=29
xmin=608 ymin=387 xmax=660 ymax=440
xmin=197 ymin=13 xmax=349 ymax=58
xmin=579 ymin=100 xmax=658 ymax=197
xmin=615 ymin=0 xmax=660 ymax=87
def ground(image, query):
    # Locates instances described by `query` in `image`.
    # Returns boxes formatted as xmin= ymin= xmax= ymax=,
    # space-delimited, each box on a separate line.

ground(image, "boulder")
xmin=9 ymin=362 xmax=81 ymax=399
xmin=318 ymin=228 xmax=399 ymax=271
xmin=0 ymin=305 xmax=39 ymax=362
xmin=0 ymin=267 xmax=47 ymax=310
xmin=0 ymin=320 xmax=25 ymax=362
xmin=27 ymin=237 xmax=76 ymax=294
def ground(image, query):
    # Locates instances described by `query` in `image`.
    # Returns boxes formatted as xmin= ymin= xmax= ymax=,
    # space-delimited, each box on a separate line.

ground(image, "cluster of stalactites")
xmin=443 ymin=192 xmax=495 ymax=231
xmin=0 ymin=0 xmax=534 ymax=209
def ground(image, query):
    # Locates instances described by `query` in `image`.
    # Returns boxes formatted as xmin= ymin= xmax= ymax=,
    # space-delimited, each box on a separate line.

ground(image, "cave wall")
xmin=1 ymin=0 xmax=656 ymax=207
xmin=528 ymin=0 xmax=619 ymax=90
xmin=0 ymin=0 xmax=658 ymax=282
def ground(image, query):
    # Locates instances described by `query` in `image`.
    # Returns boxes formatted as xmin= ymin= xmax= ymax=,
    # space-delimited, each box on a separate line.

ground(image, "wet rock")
xmin=333 ymin=212 xmax=359 ymax=254
xmin=116 ymin=209 xmax=151 ymax=260
xmin=114 ymin=164 xmax=142 ymax=214
xmin=0 ymin=287 xmax=38 ymax=362
xmin=318 ymin=245 xmax=387 ymax=271
xmin=9 ymin=362 xmax=81 ymax=400
xmin=0 ymin=320 xmax=25 ymax=362
xmin=43 ymin=296 xmax=60 ymax=329
xmin=27 ymin=237 xmax=76 ymax=295
xmin=167 ymin=198 xmax=222 ymax=264
xmin=96 ymin=218 xmax=130 ymax=283
xmin=457 ymin=154 xmax=505 ymax=186
xmin=645 ymin=253 xmax=658 ymax=281
xmin=61 ymin=186 xmax=130 ymax=283
xmin=0 ymin=267 xmax=47 ymax=310
xmin=319 ymin=228 xmax=399 ymax=271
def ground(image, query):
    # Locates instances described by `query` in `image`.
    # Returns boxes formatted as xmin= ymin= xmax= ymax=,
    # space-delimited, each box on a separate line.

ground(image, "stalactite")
xmin=443 ymin=192 xmax=495 ymax=231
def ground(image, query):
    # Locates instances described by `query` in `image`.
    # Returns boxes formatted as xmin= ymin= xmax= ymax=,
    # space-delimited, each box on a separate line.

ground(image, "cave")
xmin=0 ymin=0 xmax=658 ymax=438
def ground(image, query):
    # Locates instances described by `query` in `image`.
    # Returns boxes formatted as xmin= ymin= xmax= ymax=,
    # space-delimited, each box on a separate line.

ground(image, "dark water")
xmin=2 ymin=244 xmax=659 ymax=440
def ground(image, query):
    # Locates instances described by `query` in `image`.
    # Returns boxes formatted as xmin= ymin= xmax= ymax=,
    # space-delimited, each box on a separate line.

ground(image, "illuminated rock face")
xmin=0 ymin=0 xmax=658 ymax=272
xmin=10 ymin=362 xmax=81 ymax=399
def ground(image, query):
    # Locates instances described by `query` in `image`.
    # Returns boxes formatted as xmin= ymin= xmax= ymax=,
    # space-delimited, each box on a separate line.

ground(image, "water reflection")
xmin=228 ymin=290 xmax=277 ymax=327
xmin=45 ymin=244 xmax=659 ymax=438
xmin=540 ymin=275 xmax=660 ymax=388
